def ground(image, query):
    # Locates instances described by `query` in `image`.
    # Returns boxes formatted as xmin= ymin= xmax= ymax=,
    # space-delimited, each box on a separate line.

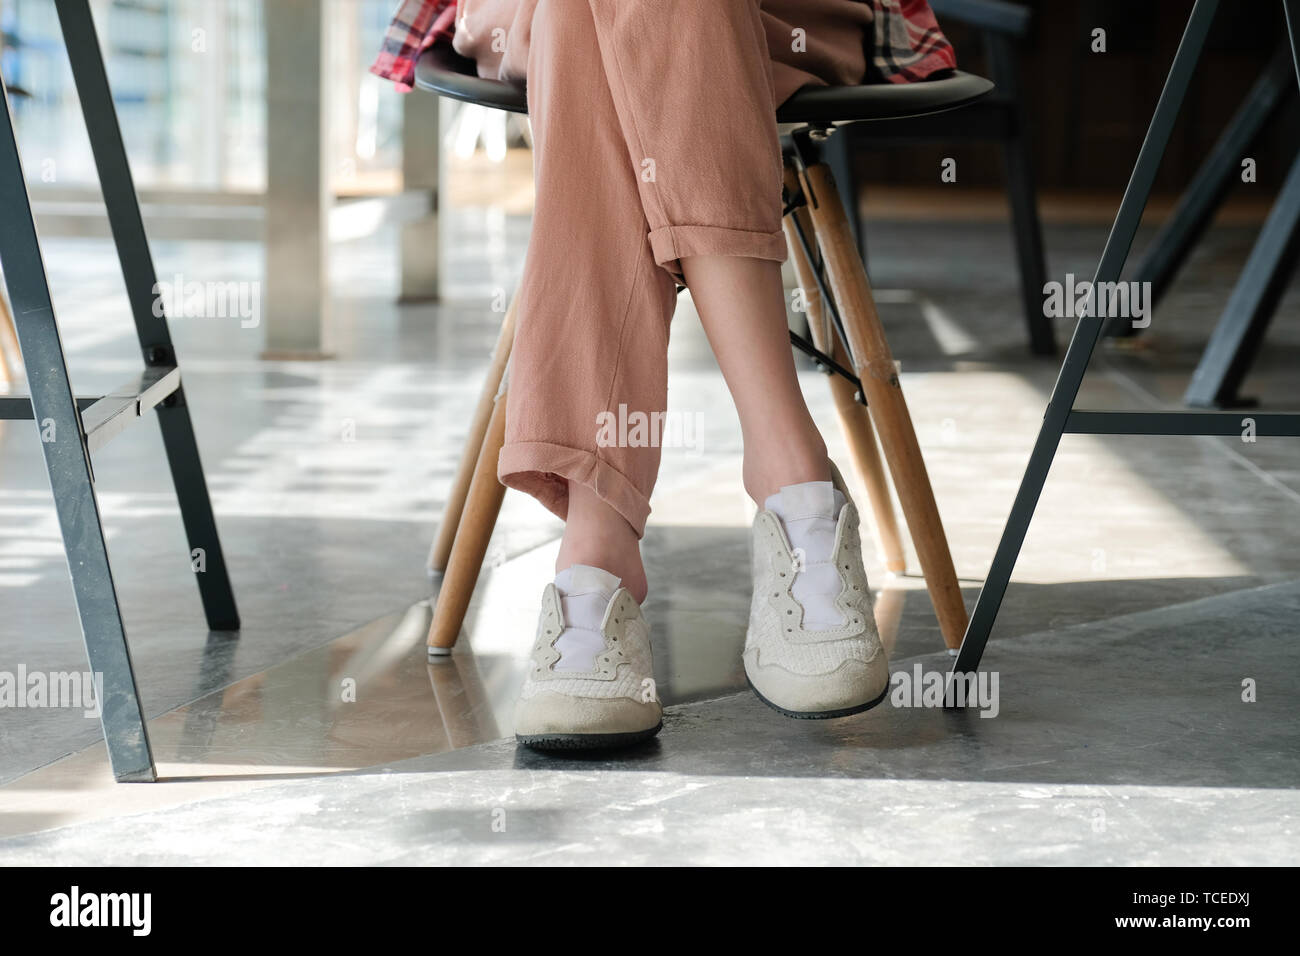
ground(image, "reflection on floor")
xmin=1 ymin=187 xmax=1297 ymax=862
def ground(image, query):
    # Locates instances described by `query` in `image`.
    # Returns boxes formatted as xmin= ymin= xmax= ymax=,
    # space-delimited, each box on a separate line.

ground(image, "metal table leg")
xmin=56 ymin=0 xmax=240 ymax=632
xmin=986 ymin=30 xmax=1056 ymax=357
xmin=951 ymin=0 xmax=1223 ymax=676
xmin=0 ymin=85 xmax=156 ymax=782
xmin=1184 ymin=150 xmax=1300 ymax=407
xmin=1109 ymin=44 xmax=1296 ymax=335
xmin=0 ymin=1 xmax=245 ymax=782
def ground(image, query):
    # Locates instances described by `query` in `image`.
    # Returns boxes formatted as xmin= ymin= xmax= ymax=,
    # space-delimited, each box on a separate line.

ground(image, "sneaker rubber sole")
xmin=516 ymin=722 xmax=663 ymax=751
xmin=745 ymin=675 xmax=890 ymax=720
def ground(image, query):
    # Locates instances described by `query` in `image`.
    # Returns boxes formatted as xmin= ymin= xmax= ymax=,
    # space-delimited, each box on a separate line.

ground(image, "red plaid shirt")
xmin=370 ymin=0 xmax=956 ymax=91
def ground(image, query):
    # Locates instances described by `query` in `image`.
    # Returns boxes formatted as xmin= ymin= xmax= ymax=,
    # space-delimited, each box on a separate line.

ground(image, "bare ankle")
xmin=558 ymin=481 xmax=649 ymax=602
xmin=743 ymin=435 xmax=830 ymax=505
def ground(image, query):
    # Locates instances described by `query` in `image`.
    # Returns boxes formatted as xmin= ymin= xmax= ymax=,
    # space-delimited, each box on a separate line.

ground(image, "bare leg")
xmin=554 ymin=255 xmax=823 ymax=599
xmin=681 ymin=254 xmax=830 ymax=504
xmin=499 ymin=0 xmax=820 ymax=602
xmin=556 ymin=482 xmax=648 ymax=602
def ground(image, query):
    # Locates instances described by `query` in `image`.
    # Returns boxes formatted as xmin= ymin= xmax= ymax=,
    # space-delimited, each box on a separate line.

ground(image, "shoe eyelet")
xmin=786 ymin=610 xmax=793 ymax=616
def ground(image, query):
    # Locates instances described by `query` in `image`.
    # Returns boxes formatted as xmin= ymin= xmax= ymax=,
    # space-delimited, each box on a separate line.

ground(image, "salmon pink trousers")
xmin=453 ymin=0 xmax=879 ymax=537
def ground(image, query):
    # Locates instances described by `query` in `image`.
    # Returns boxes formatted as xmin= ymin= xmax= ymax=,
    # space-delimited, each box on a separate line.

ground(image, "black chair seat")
xmin=415 ymin=46 xmax=528 ymax=115
xmin=414 ymin=44 xmax=993 ymax=123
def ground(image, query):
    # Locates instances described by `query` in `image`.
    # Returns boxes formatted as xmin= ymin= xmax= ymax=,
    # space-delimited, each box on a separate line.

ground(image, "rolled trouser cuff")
xmin=498 ymin=440 xmax=653 ymax=538
xmin=648 ymin=224 xmax=787 ymax=281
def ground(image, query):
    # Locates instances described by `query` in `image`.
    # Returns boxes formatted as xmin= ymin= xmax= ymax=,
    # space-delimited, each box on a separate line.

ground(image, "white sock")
xmin=551 ymin=564 xmax=622 ymax=672
xmin=764 ymin=481 xmax=848 ymax=630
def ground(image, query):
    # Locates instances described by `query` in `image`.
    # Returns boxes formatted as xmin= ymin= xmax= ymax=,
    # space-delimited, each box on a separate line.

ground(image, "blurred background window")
xmin=1 ymin=0 xmax=403 ymax=195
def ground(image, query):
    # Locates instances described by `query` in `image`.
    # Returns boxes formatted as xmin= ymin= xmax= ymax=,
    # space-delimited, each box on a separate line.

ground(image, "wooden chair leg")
xmin=427 ymin=297 xmax=516 ymax=575
xmin=0 ymin=291 xmax=20 ymax=384
xmin=427 ymin=381 xmax=510 ymax=654
xmin=781 ymin=198 xmax=906 ymax=574
xmin=798 ymin=162 xmax=969 ymax=649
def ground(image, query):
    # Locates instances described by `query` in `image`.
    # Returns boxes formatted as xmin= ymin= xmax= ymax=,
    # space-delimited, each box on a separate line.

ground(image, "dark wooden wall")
xmin=857 ymin=0 xmax=1300 ymax=194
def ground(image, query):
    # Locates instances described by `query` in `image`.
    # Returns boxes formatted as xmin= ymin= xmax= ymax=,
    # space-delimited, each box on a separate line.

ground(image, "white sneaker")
xmin=515 ymin=570 xmax=662 ymax=750
xmin=743 ymin=463 xmax=890 ymax=717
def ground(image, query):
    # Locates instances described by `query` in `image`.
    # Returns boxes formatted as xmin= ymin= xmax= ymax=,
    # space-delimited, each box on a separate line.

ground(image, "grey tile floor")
xmin=0 ymin=194 xmax=1297 ymax=863
xmin=3 ymin=581 xmax=1296 ymax=864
